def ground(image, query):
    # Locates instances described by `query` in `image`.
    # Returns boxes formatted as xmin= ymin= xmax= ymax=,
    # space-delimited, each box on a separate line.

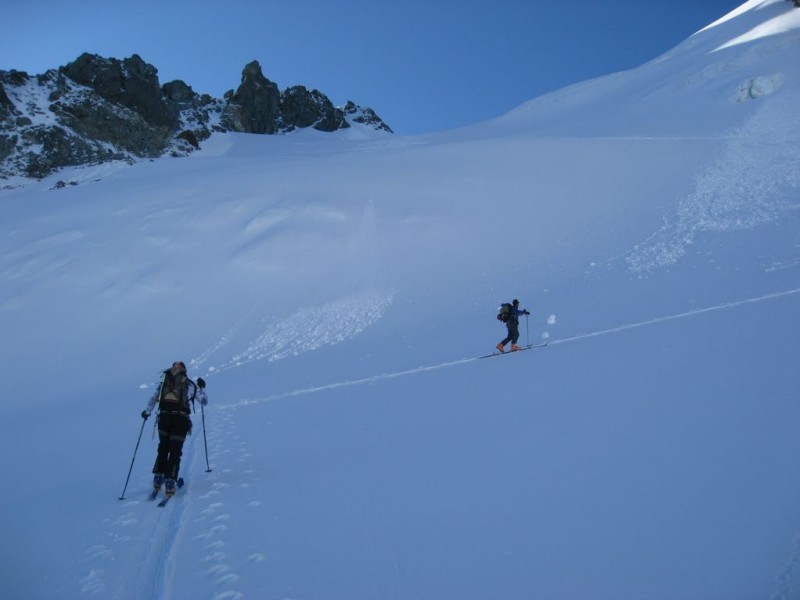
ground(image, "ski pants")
xmin=152 ymin=412 xmax=191 ymax=481
xmin=501 ymin=321 xmax=520 ymax=346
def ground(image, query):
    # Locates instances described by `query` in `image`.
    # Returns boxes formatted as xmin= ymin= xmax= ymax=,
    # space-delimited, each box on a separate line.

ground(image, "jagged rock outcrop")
xmin=220 ymin=61 xmax=378 ymax=134
xmin=342 ymin=101 xmax=393 ymax=133
xmin=61 ymin=53 xmax=179 ymax=130
xmin=0 ymin=80 xmax=16 ymax=163
xmin=221 ymin=61 xmax=282 ymax=134
xmin=281 ymin=85 xmax=348 ymax=132
xmin=0 ymin=54 xmax=392 ymax=180
xmin=0 ymin=80 xmax=12 ymax=120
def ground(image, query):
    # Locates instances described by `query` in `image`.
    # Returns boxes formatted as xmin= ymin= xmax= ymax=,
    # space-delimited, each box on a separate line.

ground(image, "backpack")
xmin=157 ymin=368 xmax=197 ymax=413
xmin=497 ymin=302 xmax=512 ymax=323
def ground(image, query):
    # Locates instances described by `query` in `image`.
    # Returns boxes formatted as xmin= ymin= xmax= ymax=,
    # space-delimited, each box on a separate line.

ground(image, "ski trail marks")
xmin=78 ymin=431 xmax=202 ymax=599
xmin=186 ymin=408 xmax=266 ymax=599
xmin=80 ymin=418 xmax=253 ymax=599
xmin=128 ymin=435 xmax=198 ymax=600
xmin=221 ymin=356 xmax=477 ymax=410
xmin=219 ymin=287 xmax=800 ymax=411
xmin=549 ymin=287 xmax=800 ymax=347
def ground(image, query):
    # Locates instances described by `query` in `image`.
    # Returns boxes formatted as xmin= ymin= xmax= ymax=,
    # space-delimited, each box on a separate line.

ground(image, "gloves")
xmin=523 ymin=310 xmax=530 ymax=315
xmin=141 ymin=410 xmax=150 ymax=420
xmin=197 ymin=377 xmax=206 ymax=389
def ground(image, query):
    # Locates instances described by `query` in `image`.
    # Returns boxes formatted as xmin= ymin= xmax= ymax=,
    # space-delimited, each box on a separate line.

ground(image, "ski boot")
xmin=496 ymin=342 xmax=505 ymax=353
xmin=165 ymin=478 xmax=177 ymax=497
xmin=511 ymin=344 xmax=522 ymax=351
xmin=148 ymin=474 xmax=165 ymax=500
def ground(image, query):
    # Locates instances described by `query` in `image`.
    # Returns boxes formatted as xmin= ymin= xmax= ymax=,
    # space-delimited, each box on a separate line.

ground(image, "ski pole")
xmin=526 ymin=313 xmax=530 ymax=346
xmin=201 ymin=403 xmax=212 ymax=472
xmin=118 ymin=417 xmax=147 ymax=500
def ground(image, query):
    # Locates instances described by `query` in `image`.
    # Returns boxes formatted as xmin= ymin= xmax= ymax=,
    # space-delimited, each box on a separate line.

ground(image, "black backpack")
xmin=497 ymin=302 xmax=512 ymax=323
xmin=158 ymin=368 xmax=197 ymax=413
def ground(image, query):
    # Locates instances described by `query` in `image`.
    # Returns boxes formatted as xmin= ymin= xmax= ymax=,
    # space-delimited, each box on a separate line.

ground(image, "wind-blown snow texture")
xmin=1 ymin=1 xmax=799 ymax=599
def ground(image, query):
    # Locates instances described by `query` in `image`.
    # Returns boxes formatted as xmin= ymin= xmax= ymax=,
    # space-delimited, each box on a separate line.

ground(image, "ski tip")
xmin=528 ymin=340 xmax=548 ymax=348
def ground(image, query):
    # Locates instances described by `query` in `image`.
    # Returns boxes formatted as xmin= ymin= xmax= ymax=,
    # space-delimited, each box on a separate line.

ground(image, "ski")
xmin=479 ymin=340 xmax=548 ymax=359
xmin=156 ymin=477 xmax=184 ymax=507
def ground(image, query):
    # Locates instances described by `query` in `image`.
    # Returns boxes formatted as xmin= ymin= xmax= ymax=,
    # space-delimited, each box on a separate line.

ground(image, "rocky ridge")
xmin=0 ymin=54 xmax=392 ymax=179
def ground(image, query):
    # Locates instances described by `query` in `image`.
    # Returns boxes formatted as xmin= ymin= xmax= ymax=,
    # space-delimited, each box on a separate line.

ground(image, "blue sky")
xmin=2 ymin=0 xmax=744 ymax=134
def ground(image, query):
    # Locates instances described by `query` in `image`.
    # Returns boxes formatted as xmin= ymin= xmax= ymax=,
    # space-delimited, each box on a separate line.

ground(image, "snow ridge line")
xmin=219 ymin=287 xmax=800 ymax=411
xmin=771 ymin=528 xmax=800 ymax=600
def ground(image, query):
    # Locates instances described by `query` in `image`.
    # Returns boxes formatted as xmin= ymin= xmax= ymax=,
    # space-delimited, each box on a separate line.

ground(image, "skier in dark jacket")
xmin=497 ymin=299 xmax=530 ymax=353
xmin=141 ymin=361 xmax=208 ymax=497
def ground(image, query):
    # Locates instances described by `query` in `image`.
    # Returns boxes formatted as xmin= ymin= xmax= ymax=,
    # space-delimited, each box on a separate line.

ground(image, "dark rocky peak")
xmin=221 ymin=60 xmax=282 ymax=134
xmin=241 ymin=60 xmax=274 ymax=88
xmin=282 ymin=85 xmax=347 ymax=132
xmin=61 ymin=53 xmax=178 ymax=129
xmin=162 ymin=80 xmax=195 ymax=103
xmin=220 ymin=60 xmax=392 ymax=135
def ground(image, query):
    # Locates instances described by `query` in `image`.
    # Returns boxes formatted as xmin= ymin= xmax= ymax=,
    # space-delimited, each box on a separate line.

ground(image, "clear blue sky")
xmin=1 ymin=0 xmax=744 ymax=134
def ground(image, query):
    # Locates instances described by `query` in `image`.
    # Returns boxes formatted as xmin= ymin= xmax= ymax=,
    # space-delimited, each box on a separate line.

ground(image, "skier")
xmin=141 ymin=361 xmax=208 ymax=497
xmin=497 ymin=299 xmax=530 ymax=353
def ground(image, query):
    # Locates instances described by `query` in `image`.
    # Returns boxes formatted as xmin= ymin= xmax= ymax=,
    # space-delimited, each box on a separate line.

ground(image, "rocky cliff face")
xmin=0 ymin=54 xmax=392 ymax=180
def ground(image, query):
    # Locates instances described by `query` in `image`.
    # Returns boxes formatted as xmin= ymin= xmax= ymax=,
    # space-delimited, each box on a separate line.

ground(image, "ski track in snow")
xmin=220 ymin=286 xmax=800 ymax=411
xmin=82 ymin=422 xmax=254 ymax=600
xmin=82 ymin=287 xmax=800 ymax=598
xmin=80 ymin=289 xmax=394 ymax=598
xmin=190 ymin=409 xmax=251 ymax=600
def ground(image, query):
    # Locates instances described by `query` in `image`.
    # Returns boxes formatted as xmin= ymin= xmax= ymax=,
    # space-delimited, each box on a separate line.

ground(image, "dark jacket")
xmin=507 ymin=305 xmax=528 ymax=325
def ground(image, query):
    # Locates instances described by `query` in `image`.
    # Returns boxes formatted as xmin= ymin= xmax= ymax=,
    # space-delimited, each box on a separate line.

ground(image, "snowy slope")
xmin=474 ymin=0 xmax=800 ymax=138
xmin=1 ymin=1 xmax=799 ymax=599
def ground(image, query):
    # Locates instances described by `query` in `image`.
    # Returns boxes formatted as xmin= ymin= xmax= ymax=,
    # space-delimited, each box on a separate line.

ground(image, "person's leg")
xmin=153 ymin=419 xmax=171 ymax=476
xmin=500 ymin=324 xmax=513 ymax=347
xmin=164 ymin=417 xmax=191 ymax=494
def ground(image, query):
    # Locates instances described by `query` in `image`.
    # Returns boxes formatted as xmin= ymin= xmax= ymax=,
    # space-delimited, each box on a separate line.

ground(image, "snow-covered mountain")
xmin=1 ymin=1 xmax=799 ymax=599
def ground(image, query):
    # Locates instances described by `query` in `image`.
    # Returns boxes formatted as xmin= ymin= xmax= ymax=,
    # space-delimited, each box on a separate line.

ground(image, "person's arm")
xmin=141 ymin=388 xmax=159 ymax=419
xmin=196 ymin=378 xmax=208 ymax=406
